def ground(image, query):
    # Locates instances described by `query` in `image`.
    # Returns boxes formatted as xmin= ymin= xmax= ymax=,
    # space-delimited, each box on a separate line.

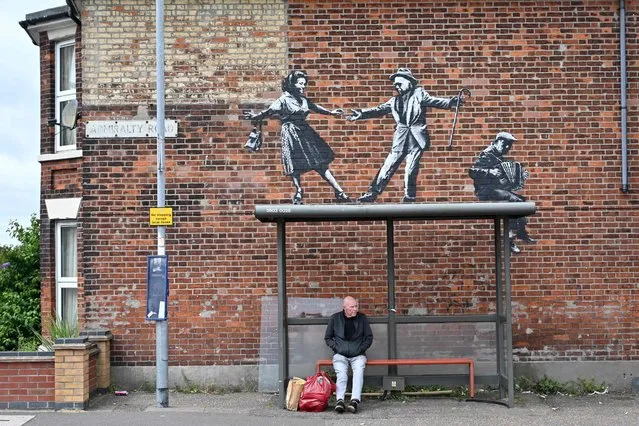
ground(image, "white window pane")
xmin=60 ymin=45 xmax=75 ymax=91
xmin=60 ymin=226 xmax=77 ymax=278
xmin=61 ymin=288 xmax=78 ymax=329
xmin=55 ymin=40 xmax=76 ymax=152
xmin=59 ymin=100 xmax=77 ymax=147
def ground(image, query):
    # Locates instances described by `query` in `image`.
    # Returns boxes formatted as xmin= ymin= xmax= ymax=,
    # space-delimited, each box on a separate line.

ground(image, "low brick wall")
xmin=81 ymin=329 xmax=113 ymax=393
xmin=0 ymin=352 xmax=55 ymax=409
xmin=0 ymin=329 xmax=112 ymax=410
xmin=54 ymin=337 xmax=99 ymax=410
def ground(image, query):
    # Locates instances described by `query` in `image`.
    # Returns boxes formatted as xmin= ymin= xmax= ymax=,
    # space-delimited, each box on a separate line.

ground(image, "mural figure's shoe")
xmin=335 ymin=191 xmax=351 ymax=203
xmin=510 ymin=240 xmax=521 ymax=254
xmin=517 ymin=230 xmax=537 ymax=244
xmin=401 ymin=196 xmax=416 ymax=203
xmin=292 ymin=190 xmax=303 ymax=204
xmin=357 ymin=192 xmax=377 ymax=203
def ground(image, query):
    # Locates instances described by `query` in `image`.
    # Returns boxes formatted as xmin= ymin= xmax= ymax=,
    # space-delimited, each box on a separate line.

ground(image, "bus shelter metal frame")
xmin=254 ymin=201 xmax=536 ymax=408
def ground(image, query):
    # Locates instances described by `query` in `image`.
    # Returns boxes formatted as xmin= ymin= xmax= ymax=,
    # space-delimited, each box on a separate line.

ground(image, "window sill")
xmin=39 ymin=150 xmax=83 ymax=163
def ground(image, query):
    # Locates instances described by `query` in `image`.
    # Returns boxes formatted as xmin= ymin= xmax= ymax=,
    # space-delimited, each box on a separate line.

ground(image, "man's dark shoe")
xmin=510 ymin=240 xmax=521 ymax=254
xmin=334 ymin=399 xmax=345 ymax=413
xmin=335 ymin=191 xmax=352 ymax=203
xmin=292 ymin=189 xmax=303 ymax=204
xmin=357 ymin=192 xmax=377 ymax=203
xmin=517 ymin=230 xmax=537 ymax=244
xmin=347 ymin=399 xmax=359 ymax=413
xmin=401 ymin=196 xmax=416 ymax=203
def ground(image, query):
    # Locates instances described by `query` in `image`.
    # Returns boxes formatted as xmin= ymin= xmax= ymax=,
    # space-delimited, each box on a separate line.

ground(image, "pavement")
xmin=1 ymin=390 xmax=638 ymax=426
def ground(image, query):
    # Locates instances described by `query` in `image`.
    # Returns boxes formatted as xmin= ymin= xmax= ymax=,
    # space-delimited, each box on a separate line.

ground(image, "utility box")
xmin=146 ymin=255 xmax=168 ymax=321
xmin=383 ymin=376 xmax=405 ymax=391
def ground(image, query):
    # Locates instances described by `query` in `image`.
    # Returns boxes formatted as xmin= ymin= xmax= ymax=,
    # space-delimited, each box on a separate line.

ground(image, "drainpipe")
xmin=620 ymin=0 xmax=628 ymax=192
xmin=65 ymin=0 xmax=81 ymax=25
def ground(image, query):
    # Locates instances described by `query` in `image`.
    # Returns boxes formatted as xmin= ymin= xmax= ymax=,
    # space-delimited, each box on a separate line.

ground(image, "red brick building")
xmin=22 ymin=0 xmax=638 ymax=391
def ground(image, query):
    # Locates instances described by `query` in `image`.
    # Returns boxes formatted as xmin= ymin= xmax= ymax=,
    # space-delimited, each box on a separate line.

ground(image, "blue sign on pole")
xmin=146 ymin=255 xmax=168 ymax=321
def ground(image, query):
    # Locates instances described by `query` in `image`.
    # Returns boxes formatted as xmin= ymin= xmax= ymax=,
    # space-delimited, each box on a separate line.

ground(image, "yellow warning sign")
xmin=150 ymin=208 xmax=173 ymax=226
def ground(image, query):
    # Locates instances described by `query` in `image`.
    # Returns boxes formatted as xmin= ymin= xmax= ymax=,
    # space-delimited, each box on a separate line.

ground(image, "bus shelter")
xmin=254 ymin=201 xmax=537 ymax=408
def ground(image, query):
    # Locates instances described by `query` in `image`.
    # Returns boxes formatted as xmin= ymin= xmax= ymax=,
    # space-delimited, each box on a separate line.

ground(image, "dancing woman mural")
xmin=243 ymin=70 xmax=350 ymax=204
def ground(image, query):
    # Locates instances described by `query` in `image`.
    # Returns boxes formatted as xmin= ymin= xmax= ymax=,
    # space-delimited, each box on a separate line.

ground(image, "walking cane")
xmin=447 ymin=87 xmax=472 ymax=150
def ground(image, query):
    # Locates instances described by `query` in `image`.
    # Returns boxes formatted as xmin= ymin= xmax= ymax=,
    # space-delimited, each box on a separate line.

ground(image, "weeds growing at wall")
xmin=515 ymin=375 xmax=606 ymax=396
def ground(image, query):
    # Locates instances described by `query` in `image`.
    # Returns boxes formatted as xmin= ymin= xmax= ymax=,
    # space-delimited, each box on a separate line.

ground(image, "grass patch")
xmin=515 ymin=375 xmax=606 ymax=396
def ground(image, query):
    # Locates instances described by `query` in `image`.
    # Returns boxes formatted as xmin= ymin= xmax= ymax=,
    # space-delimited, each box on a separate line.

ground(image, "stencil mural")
xmin=346 ymin=68 xmax=468 ymax=203
xmin=242 ymin=68 xmax=536 ymax=251
xmin=243 ymin=70 xmax=350 ymax=204
xmin=469 ymin=132 xmax=537 ymax=253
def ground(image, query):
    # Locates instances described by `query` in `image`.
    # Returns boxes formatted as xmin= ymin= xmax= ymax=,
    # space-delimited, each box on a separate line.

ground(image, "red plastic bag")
xmin=298 ymin=371 xmax=335 ymax=412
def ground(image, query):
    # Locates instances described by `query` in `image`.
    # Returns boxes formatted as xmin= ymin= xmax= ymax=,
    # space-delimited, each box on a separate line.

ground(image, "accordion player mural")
xmin=468 ymin=132 xmax=537 ymax=253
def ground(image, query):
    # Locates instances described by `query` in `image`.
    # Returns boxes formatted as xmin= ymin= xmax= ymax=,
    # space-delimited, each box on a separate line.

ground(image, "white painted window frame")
xmin=55 ymin=221 xmax=78 ymax=325
xmin=55 ymin=38 xmax=76 ymax=152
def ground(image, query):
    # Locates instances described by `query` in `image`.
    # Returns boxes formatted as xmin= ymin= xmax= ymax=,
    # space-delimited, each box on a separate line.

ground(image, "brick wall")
xmin=40 ymin=0 xmax=638 ymax=371
xmin=0 ymin=335 xmax=109 ymax=410
xmin=0 ymin=353 xmax=55 ymax=409
xmin=54 ymin=338 xmax=100 ymax=410
xmin=39 ymin=25 xmax=85 ymax=327
xmin=279 ymin=0 xmax=639 ymax=362
xmin=80 ymin=0 xmax=288 ymax=105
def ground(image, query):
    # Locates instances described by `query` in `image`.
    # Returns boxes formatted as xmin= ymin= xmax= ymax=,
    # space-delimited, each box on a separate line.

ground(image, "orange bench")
xmin=316 ymin=357 xmax=475 ymax=398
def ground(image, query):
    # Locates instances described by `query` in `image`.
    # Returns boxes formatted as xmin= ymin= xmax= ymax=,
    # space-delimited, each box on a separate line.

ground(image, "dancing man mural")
xmin=346 ymin=68 xmax=467 ymax=203
xmin=469 ymin=131 xmax=537 ymax=253
xmin=243 ymin=70 xmax=350 ymax=204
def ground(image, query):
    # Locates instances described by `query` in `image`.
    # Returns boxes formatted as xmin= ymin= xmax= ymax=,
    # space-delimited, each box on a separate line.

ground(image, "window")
xmin=55 ymin=39 xmax=76 ymax=152
xmin=55 ymin=221 xmax=78 ymax=328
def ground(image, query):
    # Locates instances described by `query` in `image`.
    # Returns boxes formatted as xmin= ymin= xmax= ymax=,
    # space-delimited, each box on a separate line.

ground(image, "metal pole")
xmin=504 ymin=219 xmax=514 ymax=407
xmin=277 ymin=221 xmax=289 ymax=409
xmin=386 ymin=220 xmax=397 ymax=375
xmin=155 ymin=0 xmax=169 ymax=408
xmin=494 ymin=218 xmax=504 ymax=398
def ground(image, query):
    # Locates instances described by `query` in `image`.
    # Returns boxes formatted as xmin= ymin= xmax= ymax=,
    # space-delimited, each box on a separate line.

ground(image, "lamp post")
xmin=155 ymin=0 xmax=169 ymax=408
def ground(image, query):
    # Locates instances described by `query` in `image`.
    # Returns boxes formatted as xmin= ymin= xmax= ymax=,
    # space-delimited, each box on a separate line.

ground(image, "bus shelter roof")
xmin=255 ymin=201 xmax=536 ymax=223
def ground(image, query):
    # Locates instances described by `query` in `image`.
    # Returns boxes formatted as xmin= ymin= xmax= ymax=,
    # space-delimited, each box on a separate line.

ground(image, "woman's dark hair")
xmin=281 ymin=70 xmax=308 ymax=93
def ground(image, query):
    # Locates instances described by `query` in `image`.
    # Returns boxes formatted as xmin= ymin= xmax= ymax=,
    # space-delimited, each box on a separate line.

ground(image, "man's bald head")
xmin=343 ymin=296 xmax=359 ymax=318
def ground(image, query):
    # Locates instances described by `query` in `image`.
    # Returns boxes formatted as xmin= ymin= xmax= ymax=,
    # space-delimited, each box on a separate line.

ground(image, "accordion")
xmin=498 ymin=161 xmax=528 ymax=191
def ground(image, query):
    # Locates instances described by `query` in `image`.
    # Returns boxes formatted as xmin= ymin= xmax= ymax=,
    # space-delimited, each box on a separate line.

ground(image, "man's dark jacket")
xmin=324 ymin=311 xmax=373 ymax=358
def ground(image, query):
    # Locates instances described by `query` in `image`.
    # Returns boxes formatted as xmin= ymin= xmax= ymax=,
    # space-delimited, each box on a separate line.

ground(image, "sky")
xmin=0 ymin=1 xmax=63 ymax=246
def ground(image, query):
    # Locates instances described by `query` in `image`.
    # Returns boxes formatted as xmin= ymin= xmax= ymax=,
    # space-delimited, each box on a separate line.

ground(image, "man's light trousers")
xmin=332 ymin=354 xmax=366 ymax=401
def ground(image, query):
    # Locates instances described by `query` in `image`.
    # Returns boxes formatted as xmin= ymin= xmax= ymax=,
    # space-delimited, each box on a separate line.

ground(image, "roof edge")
xmin=19 ymin=2 xmax=80 ymax=46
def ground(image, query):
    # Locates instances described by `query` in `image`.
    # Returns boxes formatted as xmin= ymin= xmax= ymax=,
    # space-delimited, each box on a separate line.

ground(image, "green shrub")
xmin=534 ymin=376 xmax=567 ymax=395
xmin=0 ymin=216 xmax=41 ymax=351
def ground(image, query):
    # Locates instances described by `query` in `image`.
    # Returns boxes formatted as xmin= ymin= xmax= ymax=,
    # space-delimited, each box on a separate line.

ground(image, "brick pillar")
xmin=54 ymin=337 xmax=97 ymax=410
xmin=81 ymin=329 xmax=113 ymax=393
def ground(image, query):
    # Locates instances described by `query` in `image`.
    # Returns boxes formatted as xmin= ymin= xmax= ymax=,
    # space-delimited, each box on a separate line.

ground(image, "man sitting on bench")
xmin=324 ymin=296 xmax=374 ymax=414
